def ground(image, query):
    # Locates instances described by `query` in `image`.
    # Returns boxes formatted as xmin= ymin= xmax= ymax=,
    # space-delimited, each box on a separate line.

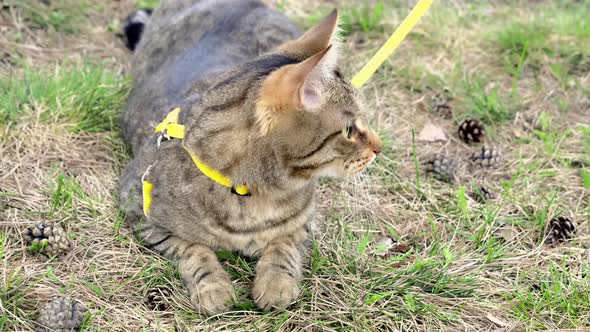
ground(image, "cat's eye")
xmin=343 ymin=124 xmax=354 ymax=139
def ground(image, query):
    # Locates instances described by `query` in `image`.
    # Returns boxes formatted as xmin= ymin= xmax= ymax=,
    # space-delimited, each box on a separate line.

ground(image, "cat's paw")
xmin=190 ymin=278 xmax=235 ymax=316
xmin=252 ymin=273 xmax=300 ymax=311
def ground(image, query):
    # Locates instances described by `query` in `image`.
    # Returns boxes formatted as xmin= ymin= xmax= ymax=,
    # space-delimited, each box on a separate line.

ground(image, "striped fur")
xmin=119 ymin=0 xmax=381 ymax=315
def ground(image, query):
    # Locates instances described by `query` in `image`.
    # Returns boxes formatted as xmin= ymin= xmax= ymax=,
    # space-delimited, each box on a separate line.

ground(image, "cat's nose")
xmin=373 ymin=144 xmax=381 ymax=155
xmin=368 ymin=130 xmax=382 ymax=155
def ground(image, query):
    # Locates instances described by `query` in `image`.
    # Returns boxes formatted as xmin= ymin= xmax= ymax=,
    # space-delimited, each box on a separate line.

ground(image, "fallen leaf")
xmin=370 ymin=236 xmax=410 ymax=257
xmin=370 ymin=236 xmax=395 ymax=257
xmin=417 ymin=122 xmax=447 ymax=143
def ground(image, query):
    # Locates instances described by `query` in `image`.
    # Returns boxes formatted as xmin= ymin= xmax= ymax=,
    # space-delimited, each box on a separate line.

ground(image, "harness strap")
xmin=142 ymin=108 xmax=250 ymax=216
xmin=181 ymin=141 xmax=250 ymax=196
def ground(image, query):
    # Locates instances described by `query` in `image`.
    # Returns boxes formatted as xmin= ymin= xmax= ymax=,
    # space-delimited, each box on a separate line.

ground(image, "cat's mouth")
xmin=343 ymin=154 xmax=376 ymax=175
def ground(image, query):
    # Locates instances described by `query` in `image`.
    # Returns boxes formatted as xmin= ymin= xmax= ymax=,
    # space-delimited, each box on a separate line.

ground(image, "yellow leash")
xmin=351 ymin=0 xmax=434 ymax=89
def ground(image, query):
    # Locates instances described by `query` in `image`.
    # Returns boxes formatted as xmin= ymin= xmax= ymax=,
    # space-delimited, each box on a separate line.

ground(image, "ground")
xmin=1 ymin=0 xmax=589 ymax=331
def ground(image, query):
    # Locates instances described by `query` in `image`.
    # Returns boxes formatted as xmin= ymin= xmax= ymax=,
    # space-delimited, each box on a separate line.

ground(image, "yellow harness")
xmin=142 ymin=108 xmax=249 ymax=216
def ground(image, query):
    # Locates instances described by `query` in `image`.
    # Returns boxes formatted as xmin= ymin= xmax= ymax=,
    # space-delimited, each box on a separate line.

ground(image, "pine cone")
xmin=145 ymin=286 xmax=172 ymax=311
xmin=470 ymin=146 xmax=502 ymax=168
xmin=545 ymin=216 xmax=576 ymax=245
xmin=24 ymin=223 xmax=71 ymax=257
xmin=429 ymin=90 xmax=453 ymax=119
xmin=471 ymin=185 xmax=494 ymax=203
xmin=458 ymin=119 xmax=485 ymax=143
xmin=36 ymin=297 xmax=87 ymax=332
xmin=426 ymin=154 xmax=459 ymax=182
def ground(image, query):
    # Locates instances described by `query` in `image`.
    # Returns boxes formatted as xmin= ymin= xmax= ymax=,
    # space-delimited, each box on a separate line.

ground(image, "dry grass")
xmin=1 ymin=0 xmax=589 ymax=331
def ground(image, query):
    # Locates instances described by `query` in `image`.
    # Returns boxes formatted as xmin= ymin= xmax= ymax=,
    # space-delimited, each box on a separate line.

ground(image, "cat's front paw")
xmin=252 ymin=273 xmax=300 ymax=311
xmin=190 ymin=278 xmax=235 ymax=316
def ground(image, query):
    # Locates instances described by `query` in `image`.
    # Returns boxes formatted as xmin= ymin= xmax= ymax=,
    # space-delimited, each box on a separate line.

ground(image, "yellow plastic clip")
xmin=142 ymin=165 xmax=154 ymax=216
xmin=351 ymin=0 xmax=434 ymax=89
xmin=155 ymin=107 xmax=185 ymax=139
xmin=142 ymin=180 xmax=154 ymax=216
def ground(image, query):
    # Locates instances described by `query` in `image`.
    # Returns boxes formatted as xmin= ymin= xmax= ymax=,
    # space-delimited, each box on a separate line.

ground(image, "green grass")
xmin=509 ymin=261 xmax=590 ymax=330
xmin=532 ymin=112 xmax=574 ymax=158
xmin=28 ymin=239 xmax=49 ymax=255
xmin=493 ymin=3 xmax=590 ymax=55
xmin=492 ymin=1 xmax=590 ymax=78
xmin=8 ymin=0 xmax=91 ymax=33
xmin=340 ymin=1 xmax=384 ymax=35
xmin=136 ymin=0 xmax=160 ymax=10
xmin=0 ymin=64 xmax=129 ymax=132
xmin=0 ymin=266 xmax=34 ymax=330
xmin=580 ymin=125 xmax=590 ymax=157
xmin=460 ymin=76 xmax=514 ymax=125
xmin=495 ymin=22 xmax=549 ymax=59
xmin=47 ymin=171 xmax=93 ymax=219
xmin=304 ymin=1 xmax=385 ymax=35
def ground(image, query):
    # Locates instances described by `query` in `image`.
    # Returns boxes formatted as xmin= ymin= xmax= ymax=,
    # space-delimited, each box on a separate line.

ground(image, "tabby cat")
xmin=119 ymin=0 xmax=382 ymax=316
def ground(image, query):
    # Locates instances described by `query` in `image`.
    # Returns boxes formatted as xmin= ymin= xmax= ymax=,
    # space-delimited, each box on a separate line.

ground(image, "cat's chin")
xmin=314 ymin=154 xmax=376 ymax=179
xmin=314 ymin=167 xmax=343 ymax=178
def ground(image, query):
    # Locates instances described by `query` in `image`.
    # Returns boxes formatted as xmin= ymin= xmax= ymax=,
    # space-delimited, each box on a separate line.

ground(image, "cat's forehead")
xmin=325 ymin=74 xmax=363 ymax=115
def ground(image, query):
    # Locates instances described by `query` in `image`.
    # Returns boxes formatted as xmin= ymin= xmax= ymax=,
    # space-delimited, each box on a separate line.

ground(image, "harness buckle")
xmin=231 ymin=186 xmax=251 ymax=196
xmin=156 ymin=125 xmax=172 ymax=148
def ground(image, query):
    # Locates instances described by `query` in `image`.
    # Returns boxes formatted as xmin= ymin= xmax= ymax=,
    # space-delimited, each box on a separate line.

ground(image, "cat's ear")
xmin=279 ymin=9 xmax=340 ymax=60
xmin=265 ymin=45 xmax=334 ymax=110
xmin=256 ymin=46 xmax=334 ymax=134
xmin=297 ymin=46 xmax=333 ymax=111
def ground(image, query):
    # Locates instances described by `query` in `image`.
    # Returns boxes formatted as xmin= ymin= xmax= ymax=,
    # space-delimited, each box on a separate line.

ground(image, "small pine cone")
xmin=36 ymin=297 xmax=87 ymax=332
xmin=426 ymin=154 xmax=459 ymax=182
xmin=429 ymin=90 xmax=453 ymax=119
xmin=470 ymin=146 xmax=502 ymax=168
xmin=471 ymin=185 xmax=494 ymax=203
xmin=458 ymin=119 xmax=485 ymax=143
xmin=24 ymin=223 xmax=71 ymax=257
xmin=145 ymin=286 xmax=172 ymax=311
xmin=545 ymin=216 xmax=576 ymax=245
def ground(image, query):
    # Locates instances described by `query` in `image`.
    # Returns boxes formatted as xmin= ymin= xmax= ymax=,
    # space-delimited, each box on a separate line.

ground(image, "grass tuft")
xmin=340 ymin=1 xmax=385 ymax=35
xmin=9 ymin=0 xmax=91 ymax=33
xmin=304 ymin=1 xmax=385 ymax=35
xmin=0 ymin=64 xmax=129 ymax=132
xmin=461 ymin=77 xmax=514 ymax=125
xmin=136 ymin=0 xmax=160 ymax=10
xmin=495 ymin=22 xmax=549 ymax=58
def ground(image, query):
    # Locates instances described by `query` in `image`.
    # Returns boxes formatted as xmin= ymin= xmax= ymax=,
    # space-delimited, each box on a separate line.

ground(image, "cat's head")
xmin=256 ymin=10 xmax=382 ymax=179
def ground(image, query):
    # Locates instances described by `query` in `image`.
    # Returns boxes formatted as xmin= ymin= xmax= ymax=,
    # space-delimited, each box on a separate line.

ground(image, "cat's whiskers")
xmin=357 ymin=169 xmax=374 ymax=219
xmin=357 ymin=77 xmax=388 ymax=93
xmin=350 ymin=174 xmax=359 ymax=222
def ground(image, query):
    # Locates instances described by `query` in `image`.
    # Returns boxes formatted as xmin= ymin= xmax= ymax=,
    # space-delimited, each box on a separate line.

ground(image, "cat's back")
xmin=132 ymin=0 xmax=300 ymax=85
xmin=122 ymin=0 xmax=300 ymax=152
